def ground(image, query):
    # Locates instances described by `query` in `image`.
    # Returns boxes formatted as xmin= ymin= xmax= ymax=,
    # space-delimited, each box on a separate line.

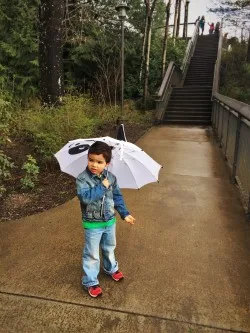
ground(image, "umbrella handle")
xmin=106 ymin=166 xmax=109 ymax=180
xmin=120 ymin=141 xmax=124 ymax=161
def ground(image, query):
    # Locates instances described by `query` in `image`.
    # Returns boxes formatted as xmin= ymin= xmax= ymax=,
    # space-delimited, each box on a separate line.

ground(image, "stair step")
xmin=189 ymin=63 xmax=215 ymax=66
xmin=194 ymin=49 xmax=218 ymax=52
xmin=171 ymin=95 xmax=212 ymax=99
xmin=162 ymin=119 xmax=211 ymax=124
xmin=195 ymin=46 xmax=218 ymax=49
xmin=185 ymin=79 xmax=214 ymax=81
xmin=195 ymin=50 xmax=218 ymax=52
xmin=175 ymin=85 xmax=212 ymax=89
xmin=185 ymin=72 xmax=214 ymax=75
xmin=168 ymin=99 xmax=212 ymax=103
xmin=187 ymin=66 xmax=215 ymax=69
xmin=186 ymin=71 xmax=214 ymax=74
xmin=168 ymin=100 xmax=212 ymax=109
xmin=167 ymin=112 xmax=212 ymax=116
xmin=188 ymin=64 xmax=215 ymax=67
xmin=184 ymin=83 xmax=213 ymax=86
xmin=189 ymin=65 xmax=215 ymax=68
xmin=172 ymin=89 xmax=212 ymax=93
xmin=191 ymin=57 xmax=216 ymax=61
xmin=165 ymin=115 xmax=211 ymax=120
xmin=185 ymin=78 xmax=214 ymax=80
xmin=171 ymin=91 xmax=213 ymax=95
xmin=185 ymin=75 xmax=214 ymax=78
xmin=173 ymin=89 xmax=212 ymax=92
xmin=185 ymin=77 xmax=214 ymax=80
xmin=165 ymin=118 xmax=211 ymax=123
xmin=169 ymin=96 xmax=212 ymax=100
xmin=184 ymin=80 xmax=213 ymax=83
xmin=167 ymin=107 xmax=212 ymax=112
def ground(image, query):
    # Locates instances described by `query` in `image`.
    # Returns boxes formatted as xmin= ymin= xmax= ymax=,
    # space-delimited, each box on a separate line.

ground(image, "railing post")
xmin=211 ymin=100 xmax=215 ymax=126
xmin=216 ymin=101 xmax=220 ymax=137
xmin=219 ymin=103 xmax=225 ymax=147
xmin=248 ymin=195 xmax=250 ymax=221
xmin=231 ymin=115 xmax=242 ymax=184
xmin=224 ymin=108 xmax=230 ymax=160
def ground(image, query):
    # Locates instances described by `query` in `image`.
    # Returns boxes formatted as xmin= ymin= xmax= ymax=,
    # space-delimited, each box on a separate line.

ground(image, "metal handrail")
xmin=212 ymin=24 xmax=250 ymax=122
xmin=155 ymin=61 xmax=182 ymax=121
xmin=211 ymin=23 xmax=250 ymax=218
xmin=212 ymin=27 xmax=223 ymax=96
xmin=181 ymin=21 xmax=199 ymax=79
xmin=156 ymin=61 xmax=178 ymax=98
xmin=213 ymin=93 xmax=250 ymax=122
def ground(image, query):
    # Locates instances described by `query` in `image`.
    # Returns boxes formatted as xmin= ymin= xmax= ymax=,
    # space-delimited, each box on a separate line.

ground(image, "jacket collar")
xmin=85 ymin=167 xmax=107 ymax=180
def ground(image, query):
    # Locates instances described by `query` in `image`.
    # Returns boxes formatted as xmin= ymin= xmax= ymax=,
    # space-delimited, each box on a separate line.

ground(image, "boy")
xmin=76 ymin=141 xmax=135 ymax=298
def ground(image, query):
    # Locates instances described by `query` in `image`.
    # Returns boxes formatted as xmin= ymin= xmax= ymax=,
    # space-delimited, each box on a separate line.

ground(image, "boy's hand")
xmin=124 ymin=215 xmax=135 ymax=225
xmin=102 ymin=178 xmax=110 ymax=188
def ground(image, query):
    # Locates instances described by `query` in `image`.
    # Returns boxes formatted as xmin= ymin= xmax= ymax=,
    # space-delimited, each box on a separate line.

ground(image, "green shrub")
xmin=13 ymin=95 xmax=100 ymax=163
xmin=0 ymin=150 xmax=15 ymax=197
xmin=10 ymin=94 xmax=155 ymax=171
xmin=220 ymin=41 xmax=250 ymax=104
xmin=20 ymin=155 xmax=39 ymax=190
xmin=0 ymin=96 xmax=12 ymax=146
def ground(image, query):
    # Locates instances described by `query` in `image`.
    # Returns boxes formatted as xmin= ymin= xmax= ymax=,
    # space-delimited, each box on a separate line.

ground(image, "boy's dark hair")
xmin=88 ymin=141 xmax=112 ymax=163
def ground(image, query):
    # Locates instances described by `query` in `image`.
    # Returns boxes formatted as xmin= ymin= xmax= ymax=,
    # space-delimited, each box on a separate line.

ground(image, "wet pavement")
xmin=1 ymin=125 xmax=250 ymax=333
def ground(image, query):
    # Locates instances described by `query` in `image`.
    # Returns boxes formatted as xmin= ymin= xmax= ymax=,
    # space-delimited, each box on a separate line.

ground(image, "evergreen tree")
xmin=0 ymin=0 xmax=39 ymax=100
xmin=39 ymin=0 xmax=65 ymax=106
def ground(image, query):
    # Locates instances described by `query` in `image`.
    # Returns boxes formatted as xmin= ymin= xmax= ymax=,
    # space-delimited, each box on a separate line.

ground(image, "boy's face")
xmin=88 ymin=153 xmax=109 ymax=176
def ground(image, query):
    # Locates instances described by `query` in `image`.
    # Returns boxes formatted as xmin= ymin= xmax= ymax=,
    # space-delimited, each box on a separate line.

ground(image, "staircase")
xmin=163 ymin=35 xmax=219 ymax=124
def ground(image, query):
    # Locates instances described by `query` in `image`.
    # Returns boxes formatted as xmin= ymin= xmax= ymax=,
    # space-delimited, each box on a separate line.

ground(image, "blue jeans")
xmin=82 ymin=223 xmax=118 ymax=287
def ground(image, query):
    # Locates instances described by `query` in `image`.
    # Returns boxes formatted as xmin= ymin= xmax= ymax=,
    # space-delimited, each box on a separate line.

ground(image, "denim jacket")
xmin=76 ymin=168 xmax=129 ymax=222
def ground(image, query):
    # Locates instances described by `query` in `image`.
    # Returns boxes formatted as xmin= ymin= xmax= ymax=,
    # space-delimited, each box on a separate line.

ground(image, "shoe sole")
xmin=84 ymin=286 xmax=103 ymax=298
xmin=88 ymin=291 xmax=102 ymax=298
xmin=104 ymin=272 xmax=124 ymax=281
xmin=112 ymin=276 xmax=124 ymax=282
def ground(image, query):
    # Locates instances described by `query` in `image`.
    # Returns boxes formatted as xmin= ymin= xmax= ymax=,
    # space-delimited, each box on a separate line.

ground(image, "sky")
xmin=188 ymin=0 xmax=219 ymax=24
xmin=168 ymin=0 xmax=246 ymax=39
xmin=167 ymin=0 xmax=220 ymax=37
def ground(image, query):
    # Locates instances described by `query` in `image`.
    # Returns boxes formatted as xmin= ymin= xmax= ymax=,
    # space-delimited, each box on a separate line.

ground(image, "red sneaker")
xmin=87 ymin=285 xmax=102 ymax=298
xmin=111 ymin=270 xmax=124 ymax=281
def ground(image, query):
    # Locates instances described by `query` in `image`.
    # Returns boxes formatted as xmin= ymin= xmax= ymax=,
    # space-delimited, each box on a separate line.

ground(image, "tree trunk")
xmin=247 ymin=32 xmax=250 ymax=63
xmin=173 ymin=0 xmax=179 ymax=38
xmin=161 ymin=1 xmax=171 ymax=79
xmin=139 ymin=16 xmax=149 ymax=82
xmin=183 ymin=0 xmax=189 ymax=38
xmin=176 ymin=0 xmax=181 ymax=37
xmin=143 ymin=0 xmax=158 ymax=109
xmin=143 ymin=15 xmax=152 ymax=108
xmin=39 ymin=0 xmax=64 ymax=106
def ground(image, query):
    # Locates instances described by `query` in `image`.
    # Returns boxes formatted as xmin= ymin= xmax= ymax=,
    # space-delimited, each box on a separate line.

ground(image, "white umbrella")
xmin=54 ymin=136 xmax=162 ymax=189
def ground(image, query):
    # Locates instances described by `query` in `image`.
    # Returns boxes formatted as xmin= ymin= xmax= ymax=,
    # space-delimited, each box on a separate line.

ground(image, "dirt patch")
xmin=0 ymin=123 xmax=151 ymax=221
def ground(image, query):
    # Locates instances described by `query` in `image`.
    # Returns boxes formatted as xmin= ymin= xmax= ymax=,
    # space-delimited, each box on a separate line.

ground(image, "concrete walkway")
xmin=1 ymin=125 xmax=250 ymax=333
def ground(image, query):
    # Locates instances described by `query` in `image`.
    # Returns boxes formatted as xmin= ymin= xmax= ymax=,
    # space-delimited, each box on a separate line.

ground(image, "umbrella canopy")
xmin=54 ymin=136 xmax=162 ymax=189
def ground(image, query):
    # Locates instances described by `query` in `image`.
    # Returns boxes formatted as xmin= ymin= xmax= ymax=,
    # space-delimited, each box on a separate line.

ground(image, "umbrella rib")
xmin=116 ymin=157 xmax=140 ymax=189
xmin=119 ymin=151 xmax=161 ymax=180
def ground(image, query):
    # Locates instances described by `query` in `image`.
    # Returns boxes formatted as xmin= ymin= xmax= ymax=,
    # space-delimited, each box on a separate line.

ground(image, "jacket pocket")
xmin=86 ymin=211 xmax=93 ymax=219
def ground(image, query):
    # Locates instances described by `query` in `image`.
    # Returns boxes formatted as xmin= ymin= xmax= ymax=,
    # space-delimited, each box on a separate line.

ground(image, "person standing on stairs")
xmin=214 ymin=22 xmax=221 ymax=36
xmin=208 ymin=22 xmax=215 ymax=34
xmin=199 ymin=16 xmax=205 ymax=35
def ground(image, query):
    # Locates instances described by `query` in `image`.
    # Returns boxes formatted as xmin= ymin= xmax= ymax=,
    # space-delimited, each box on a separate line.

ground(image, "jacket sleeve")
xmin=112 ymin=177 xmax=129 ymax=219
xmin=76 ymin=177 xmax=107 ymax=204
